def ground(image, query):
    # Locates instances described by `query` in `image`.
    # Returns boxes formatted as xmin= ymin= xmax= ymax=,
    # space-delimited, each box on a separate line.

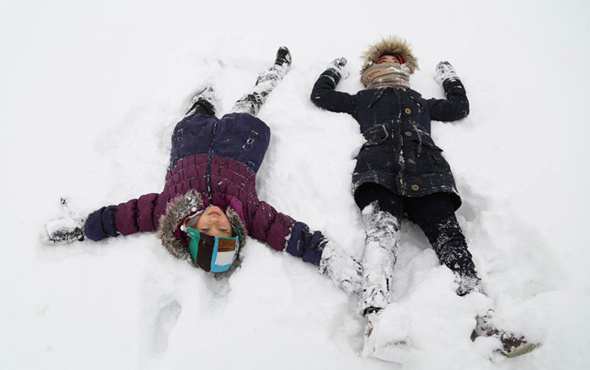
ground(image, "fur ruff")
xmin=156 ymin=189 xmax=248 ymax=265
xmin=361 ymin=36 xmax=419 ymax=75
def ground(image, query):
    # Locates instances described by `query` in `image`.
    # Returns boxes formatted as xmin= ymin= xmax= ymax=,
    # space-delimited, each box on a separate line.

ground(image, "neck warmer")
xmin=361 ymin=63 xmax=411 ymax=90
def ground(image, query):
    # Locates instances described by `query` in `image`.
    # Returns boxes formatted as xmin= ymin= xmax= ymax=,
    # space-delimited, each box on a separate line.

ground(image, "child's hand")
xmin=327 ymin=57 xmax=350 ymax=80
xmin=435 ymin=61 xmax=460 ymax=84
xmin=42 ymin=217 xmax=85 ymax=244
xmin=41 ymin=198 xmax=86 ymax=244
xmin=320 ymin=240 xmax=362 ymax=294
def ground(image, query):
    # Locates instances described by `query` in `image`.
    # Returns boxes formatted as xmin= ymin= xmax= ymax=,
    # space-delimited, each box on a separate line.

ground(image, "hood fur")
xmin=361 ymin=36 xmax=419 ymax=75
xmin=156 ymin=189 xmax=248 ymax=264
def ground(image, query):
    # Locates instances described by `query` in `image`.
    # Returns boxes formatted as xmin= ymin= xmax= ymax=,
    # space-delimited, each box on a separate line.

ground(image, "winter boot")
xmin=358 ymin=202 xmax=401 ymax=315
xmin=361 ymin=305 xmax=413 ymax=363
xmin=274 ymin=46 xmax=292 ymax=67
xmin=232 ymin=46 xmax=292 ymax=116
xmin=455 ymin=273 xmax=486 ymax=296
xmin=471 ymin=310 xmax=540 ymax=358
xmin=185 ymin=85 xmax=219 ymax=117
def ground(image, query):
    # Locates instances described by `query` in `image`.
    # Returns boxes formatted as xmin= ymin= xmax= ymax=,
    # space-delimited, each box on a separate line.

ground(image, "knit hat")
xmin=361 ymin=36 xmax=419 ymax=74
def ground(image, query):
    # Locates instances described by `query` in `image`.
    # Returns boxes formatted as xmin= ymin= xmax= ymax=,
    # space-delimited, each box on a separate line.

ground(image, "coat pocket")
xmin=362 ymin=124 xmax=389 ymax=148
xmin=412 ymin=130 xmax=443 ymax=151
xmin=411 ymin=130 xmax=449 ymax=172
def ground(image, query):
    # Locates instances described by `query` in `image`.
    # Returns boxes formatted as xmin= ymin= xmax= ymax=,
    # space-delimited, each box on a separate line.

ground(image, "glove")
xmin=327 ymin=57 xmax=349 ymax=80
xmin=41 ymin=198 xmax=86 ymax=244
xmin=435 ymin=61 xmax=460 ymax=84
xmin=319 ymin=240 xmax=362 ymax=294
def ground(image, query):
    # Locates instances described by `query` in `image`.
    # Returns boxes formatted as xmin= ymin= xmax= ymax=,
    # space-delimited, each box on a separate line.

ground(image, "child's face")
xmin=195 ymin=206 xmax=233 ymax=238
xmin=378 ymin=55 xmax=400 ymax=65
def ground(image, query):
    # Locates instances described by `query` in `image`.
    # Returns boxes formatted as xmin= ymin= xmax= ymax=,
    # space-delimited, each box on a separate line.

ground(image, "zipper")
xmin=205 ymin=119 xmax=219 ymax=204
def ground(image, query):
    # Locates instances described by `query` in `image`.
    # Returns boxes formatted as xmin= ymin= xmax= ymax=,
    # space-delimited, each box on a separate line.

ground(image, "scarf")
xmin=361 ymin=63 xmax=411 ymax=90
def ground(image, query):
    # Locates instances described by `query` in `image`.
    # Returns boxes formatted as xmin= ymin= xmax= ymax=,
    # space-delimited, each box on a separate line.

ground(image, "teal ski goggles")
xmin=186 ymin=226 xmax=243 ymax=273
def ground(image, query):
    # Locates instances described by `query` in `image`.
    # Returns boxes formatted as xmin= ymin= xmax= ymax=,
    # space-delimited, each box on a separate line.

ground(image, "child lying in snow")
xmin=42 ymin=47 xmax=362 ymax=294
xmin=311 ymin=36 xmax=539 ymax=358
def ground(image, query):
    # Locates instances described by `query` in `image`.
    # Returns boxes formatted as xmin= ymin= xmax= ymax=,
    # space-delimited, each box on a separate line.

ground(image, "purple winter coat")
xmin=84 ymin=113 xmax=326 ymax=266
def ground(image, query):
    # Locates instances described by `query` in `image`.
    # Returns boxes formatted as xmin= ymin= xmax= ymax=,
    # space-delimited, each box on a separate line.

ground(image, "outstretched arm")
xmin=428 ymin=61 xmax=470 ymax=122
xmin=246 ymin=200 xmax=362 ymax=294
xmin=310 ymin=58 xmax=356 ymax=115
xmin=84 ymin=193 xmax=163 ymax=241
xmin=43 ymin=193 xmax=165 ymax=244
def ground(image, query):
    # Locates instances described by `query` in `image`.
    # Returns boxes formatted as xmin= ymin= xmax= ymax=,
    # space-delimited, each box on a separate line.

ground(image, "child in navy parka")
xmin=311 ymin=37 xmax=538 ymax=358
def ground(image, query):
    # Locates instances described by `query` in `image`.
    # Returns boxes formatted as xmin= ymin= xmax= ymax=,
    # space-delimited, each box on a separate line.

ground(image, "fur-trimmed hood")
xmin=361 ymin=36 xmax=419 ymax=75
xmin=156 ymin=189 xmax=248 ymax=263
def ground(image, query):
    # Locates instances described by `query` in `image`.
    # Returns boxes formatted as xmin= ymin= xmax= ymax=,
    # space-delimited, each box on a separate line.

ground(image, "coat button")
xmin=405 ymin=131 xmax=412 ymax=137
xmin=408 ymin=159 xmax=415 ymax=164
xmin=405 ymin=108 xmax=412 ymax=114
xmin=411 ymin=184 xmax=420 ymax=191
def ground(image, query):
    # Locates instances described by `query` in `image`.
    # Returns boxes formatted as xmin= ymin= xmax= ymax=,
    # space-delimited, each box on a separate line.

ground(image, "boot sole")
xmin=502 ymin=342 xmax=540 ymax=358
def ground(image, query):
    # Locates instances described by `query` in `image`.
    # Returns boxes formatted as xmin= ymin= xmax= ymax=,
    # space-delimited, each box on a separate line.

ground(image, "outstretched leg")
xmin=405 ymin=193 xmax=483 ymax=295
xmin=406 ymin=193 xmax=539 ymax=357
xmin=232 ymin=47 xmax=292 ymax=116
xmin=185 ymin=86 xmax=218 ymax=117
xmin=355 ymin=184 xmax=404 ymax=315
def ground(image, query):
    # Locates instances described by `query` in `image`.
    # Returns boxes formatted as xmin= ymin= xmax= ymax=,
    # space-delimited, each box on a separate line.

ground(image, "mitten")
xmin=319 ymin=240 xmax=362 ymax=294
xmin=327 ymin=57 xmax=349 ymax=80
xmin=41 ymin=198 xmax=85 ymax=244
xmin=435 ymin=61 xmax=460 ymax=84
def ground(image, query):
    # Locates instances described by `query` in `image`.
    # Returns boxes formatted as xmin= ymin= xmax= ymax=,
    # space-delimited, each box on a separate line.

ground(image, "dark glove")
xmin=435 ymin=61 xmax=460 ymax=84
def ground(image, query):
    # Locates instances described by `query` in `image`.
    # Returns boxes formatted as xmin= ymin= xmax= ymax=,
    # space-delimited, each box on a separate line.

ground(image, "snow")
xmin=1 ymin=0 xmax=590 ymax=369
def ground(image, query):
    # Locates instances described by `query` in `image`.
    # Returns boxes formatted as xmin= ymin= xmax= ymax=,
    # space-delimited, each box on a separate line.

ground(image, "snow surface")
xmin=2 ymin=0 xmax=590 ymax=369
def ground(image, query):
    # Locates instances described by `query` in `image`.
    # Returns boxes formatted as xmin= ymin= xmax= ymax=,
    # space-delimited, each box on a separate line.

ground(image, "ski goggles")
xmin=186 ymin=226 xmax=243 ymax=273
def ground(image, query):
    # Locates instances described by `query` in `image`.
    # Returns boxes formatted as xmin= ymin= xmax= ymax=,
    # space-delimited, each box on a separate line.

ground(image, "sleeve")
xmin=310 ymin=68 xmax=356 ymax=115
xmin=84 ymin=193 xmax=160 ymax=241
xmin=427 ymin=79 xmax=470 ymax=122
xmin=247 ymin=201 xmax=326 ymax=266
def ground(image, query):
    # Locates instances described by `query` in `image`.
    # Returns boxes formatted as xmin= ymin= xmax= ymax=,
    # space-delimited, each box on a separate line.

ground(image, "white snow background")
xmin=1 ymin=0 xmax=589 ymax=369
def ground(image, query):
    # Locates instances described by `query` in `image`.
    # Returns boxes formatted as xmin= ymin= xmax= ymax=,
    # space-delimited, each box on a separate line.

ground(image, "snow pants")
xmin=355 ymin=183 xmax=479 ymax=312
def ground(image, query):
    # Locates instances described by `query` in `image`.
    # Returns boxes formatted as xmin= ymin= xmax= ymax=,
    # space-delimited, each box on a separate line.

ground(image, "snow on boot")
xmin=319 ymin=240 xmax=362 ymax=294
xmin=185 ymin=85 xmax=219 ymax=117
xmin=232 ymin=46 xmax=291 ymax=116
xmin=362 ymin=305 xmax=413 ymax=363
xmin=358 ymin=202 xmax=401 ymax=314
xmin=471 ymin=310 xmax=540 ymax=358
xmin=455 ymin=273 xmax=486 ymax=296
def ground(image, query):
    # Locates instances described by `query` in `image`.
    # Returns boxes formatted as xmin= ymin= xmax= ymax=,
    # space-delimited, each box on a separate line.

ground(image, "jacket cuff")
xmin=322 ymin=68 xmax=342 ymax=86
xmin=84 ymin=206 xmax=119 ymax=241
xmin=443 ymin=78 xmax=466 ymax=94
xmin=286 ymin=222 xmax=325 ymax=266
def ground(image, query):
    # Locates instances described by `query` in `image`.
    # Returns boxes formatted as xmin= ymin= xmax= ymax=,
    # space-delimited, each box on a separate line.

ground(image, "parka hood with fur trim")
xmin=361 ymin=36 xmax=419 ymax=74
xmin=156 ymin=189 xmax=248 ymax=262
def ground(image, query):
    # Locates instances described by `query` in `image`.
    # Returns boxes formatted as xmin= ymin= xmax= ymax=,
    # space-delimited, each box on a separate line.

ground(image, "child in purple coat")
xmin=43 ymin=47 xmax=361 ymax=293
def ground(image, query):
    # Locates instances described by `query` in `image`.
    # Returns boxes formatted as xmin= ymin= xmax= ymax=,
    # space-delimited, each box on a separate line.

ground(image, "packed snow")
xmin=1 ymin=0 xmax=589 ymax=369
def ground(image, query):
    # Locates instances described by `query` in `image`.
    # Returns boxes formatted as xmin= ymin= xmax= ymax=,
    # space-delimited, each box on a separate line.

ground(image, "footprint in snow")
xmin=153 ymin=300 xmax=182 ymax=354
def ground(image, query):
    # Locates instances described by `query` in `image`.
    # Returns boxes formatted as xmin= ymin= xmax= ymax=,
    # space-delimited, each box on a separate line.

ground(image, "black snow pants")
xmin=355 ymin=183 xmax=479 ymax=290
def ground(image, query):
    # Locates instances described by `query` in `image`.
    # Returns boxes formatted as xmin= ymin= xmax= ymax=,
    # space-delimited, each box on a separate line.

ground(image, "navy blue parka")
xmin=311 ymin=69 xmax=469 ymax=210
